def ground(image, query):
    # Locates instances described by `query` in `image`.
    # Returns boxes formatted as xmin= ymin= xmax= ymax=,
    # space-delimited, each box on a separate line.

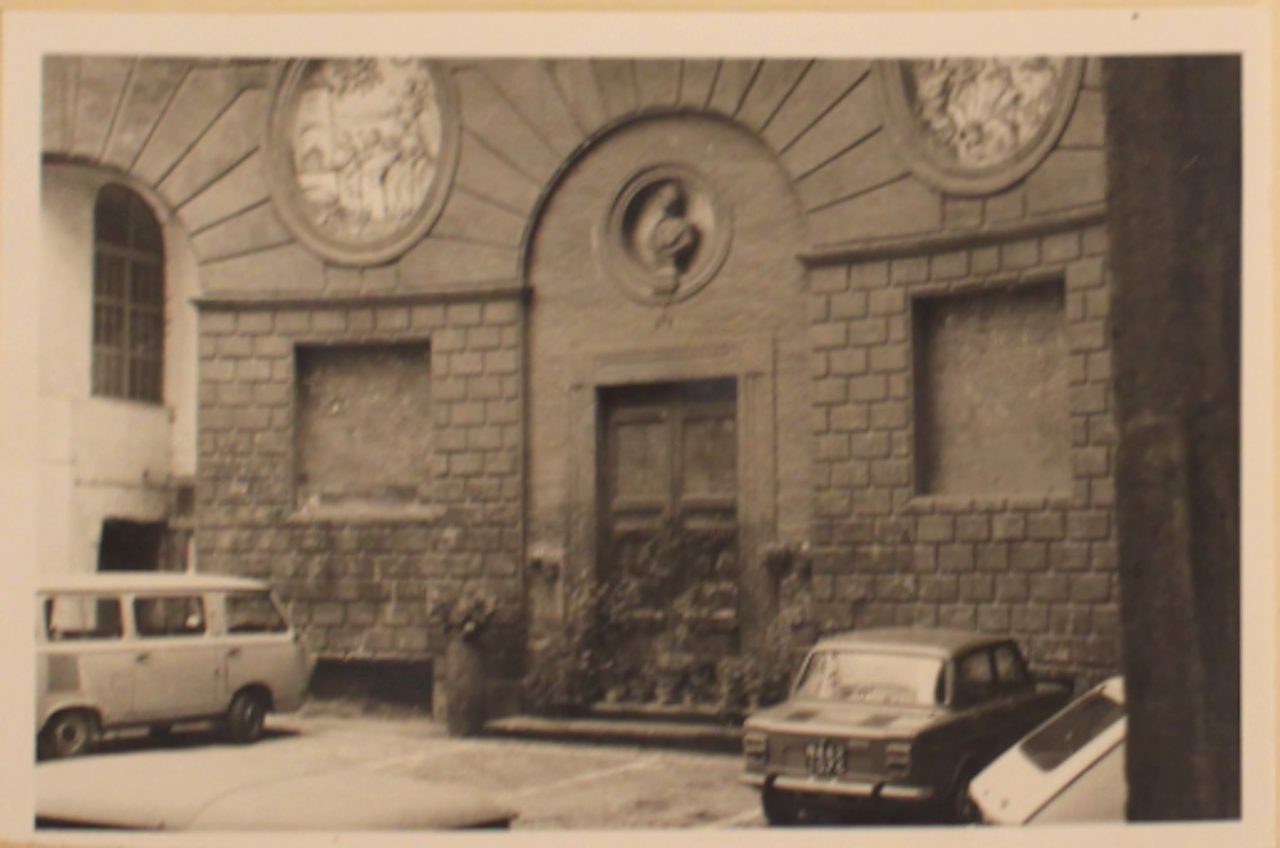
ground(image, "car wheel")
xmin=762 ymin=786 xmax=803 ymax=826
xmin=39 ymin=711 xmax=98 ymax=760
xmin=947 ymin=767 xmax=983 ymax=824
xmin=225 ymin=689 xmax=269 ymax=744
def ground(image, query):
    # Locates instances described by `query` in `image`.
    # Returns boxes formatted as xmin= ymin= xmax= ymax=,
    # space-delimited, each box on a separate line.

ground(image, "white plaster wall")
xmin=40 ymin=162 xmax=200 ymax=575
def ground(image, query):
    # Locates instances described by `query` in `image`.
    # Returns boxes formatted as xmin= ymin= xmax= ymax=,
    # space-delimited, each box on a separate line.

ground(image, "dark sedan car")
xmin=740 ymin=627 xmax=1073 ymax=825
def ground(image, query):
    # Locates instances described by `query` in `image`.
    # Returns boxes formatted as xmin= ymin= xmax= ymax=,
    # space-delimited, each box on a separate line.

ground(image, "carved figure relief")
xmin=268 ymin=58 xmax=459 ymax=265
xmin=601 ymin=165 xmax=731 ymax=305
xmin=877 ymin=57 xmax=1084 ymax=195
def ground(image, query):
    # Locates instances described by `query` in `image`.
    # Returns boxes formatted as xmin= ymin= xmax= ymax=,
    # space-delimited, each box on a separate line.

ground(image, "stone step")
xmin=483 ymin=714 xmax=745 ymax=755
xmin=586 ymin=700 xmax=743 ymax=725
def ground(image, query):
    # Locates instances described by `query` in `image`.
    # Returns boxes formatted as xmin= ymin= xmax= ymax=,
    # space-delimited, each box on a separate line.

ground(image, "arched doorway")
xmin=524 ymin=112 xmax=809 ymax=707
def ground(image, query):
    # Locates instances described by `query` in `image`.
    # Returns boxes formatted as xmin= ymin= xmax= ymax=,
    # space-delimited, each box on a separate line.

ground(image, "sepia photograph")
xmin=0 ymin=7 xmax=1272 ymax=846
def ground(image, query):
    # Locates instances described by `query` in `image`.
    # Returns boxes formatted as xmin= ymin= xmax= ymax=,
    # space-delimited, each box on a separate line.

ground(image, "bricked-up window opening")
xmin=913 ymin=281 xmax=1070 ymax=497
xmin=92 ymin=185 xmax=164 ymax=403
xmin=294 ymin=343 xmax=433 ymax=511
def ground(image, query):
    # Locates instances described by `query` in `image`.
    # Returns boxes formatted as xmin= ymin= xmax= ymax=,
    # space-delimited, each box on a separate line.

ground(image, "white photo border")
xmin=1 ymin=8 xmax=1272 ymax=848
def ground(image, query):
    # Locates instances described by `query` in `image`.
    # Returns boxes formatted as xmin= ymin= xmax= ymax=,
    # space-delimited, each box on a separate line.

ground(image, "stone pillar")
xmin=1104 ymin=56 xmax=1241 ymax=821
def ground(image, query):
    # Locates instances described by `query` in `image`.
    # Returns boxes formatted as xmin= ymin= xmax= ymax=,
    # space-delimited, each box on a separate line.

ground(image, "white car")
xmin=969 ymin=676 xmax=1126 ymax=824
xmin=37 ymin=748 xmax=517 ymax=829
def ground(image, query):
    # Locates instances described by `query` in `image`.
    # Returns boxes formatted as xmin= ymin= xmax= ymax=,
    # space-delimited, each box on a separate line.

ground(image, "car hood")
xmin=37 ymin=749 xmax=517 ymax=830
xmin=745 ymin=698 xmax=947 ymax=739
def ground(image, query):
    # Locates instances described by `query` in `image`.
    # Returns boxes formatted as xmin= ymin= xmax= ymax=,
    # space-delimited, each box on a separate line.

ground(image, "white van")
xmin=37 ymin=573 xmax=315 ymax=759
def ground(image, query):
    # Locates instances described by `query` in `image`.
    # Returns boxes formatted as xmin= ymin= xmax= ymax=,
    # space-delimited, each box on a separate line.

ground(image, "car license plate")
xmin=805 ymin=739 xmax=847 ymax=777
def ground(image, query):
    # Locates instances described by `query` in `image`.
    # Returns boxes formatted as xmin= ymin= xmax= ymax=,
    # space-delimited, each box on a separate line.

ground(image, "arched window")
xmin=92 ymin=185 xmax=164 ymax=403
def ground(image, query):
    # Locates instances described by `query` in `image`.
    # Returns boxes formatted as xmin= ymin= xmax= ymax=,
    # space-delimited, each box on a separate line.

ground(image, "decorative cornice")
xmin=799 ymin=203 xmax=1107 ymax=268
xmin=193 ymin=281 xmax=528 ymax=311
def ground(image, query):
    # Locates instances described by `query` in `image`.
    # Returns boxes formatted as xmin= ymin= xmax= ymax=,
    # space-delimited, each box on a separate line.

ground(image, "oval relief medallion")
xmin=599 ymin=165 xmax=733 ymax=306
xmin=877 ymin=58 xmax=1084 ymax=195
xmin=267 ymin=58 xmax=459 ymax=265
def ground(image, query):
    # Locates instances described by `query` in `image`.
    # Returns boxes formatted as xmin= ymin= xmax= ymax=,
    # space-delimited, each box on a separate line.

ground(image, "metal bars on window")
xmin=92 ymin=185 xmax=164 ymax=403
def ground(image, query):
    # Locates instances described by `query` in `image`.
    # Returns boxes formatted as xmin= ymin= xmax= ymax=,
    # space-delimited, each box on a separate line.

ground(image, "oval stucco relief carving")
xmin=267 ymin=58 xmax=459 ymax=265
xmin=877 ymin=58 xmax=1084 ymax=196
xmin=599 ymin=164 xmax=733 ymax=306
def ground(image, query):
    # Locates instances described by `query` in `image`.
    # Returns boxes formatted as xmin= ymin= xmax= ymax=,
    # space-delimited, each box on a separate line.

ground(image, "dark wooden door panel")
xmin=598 ymin=379 xmax=739 ymax=706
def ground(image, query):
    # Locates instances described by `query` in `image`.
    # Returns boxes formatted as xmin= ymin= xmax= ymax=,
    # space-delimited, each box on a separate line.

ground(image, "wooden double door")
xmin=598 ymin=378 xmax=740 ymax=706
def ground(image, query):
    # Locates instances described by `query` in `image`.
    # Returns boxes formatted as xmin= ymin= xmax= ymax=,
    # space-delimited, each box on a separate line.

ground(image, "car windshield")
xmin=794 ymin=649 xmax=944 ymax=706
xmin=1019 ymin=690 xmax=1125 ymax=771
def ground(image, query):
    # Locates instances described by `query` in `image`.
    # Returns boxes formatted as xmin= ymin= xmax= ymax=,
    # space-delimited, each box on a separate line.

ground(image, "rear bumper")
xmin=740 ymin=772 xmax=934 ymax=802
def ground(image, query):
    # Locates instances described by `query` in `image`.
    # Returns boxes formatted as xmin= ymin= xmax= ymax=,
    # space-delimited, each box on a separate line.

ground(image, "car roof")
xmin=812 ymin=627 xmax=1010 ymax=658
xmin=38 ymin=572 xmax=269 ymax=594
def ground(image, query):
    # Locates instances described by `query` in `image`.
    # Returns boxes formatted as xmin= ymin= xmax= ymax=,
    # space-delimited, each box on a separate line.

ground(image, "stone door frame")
xmin=566 ymin=335 xmax=777 ymax=655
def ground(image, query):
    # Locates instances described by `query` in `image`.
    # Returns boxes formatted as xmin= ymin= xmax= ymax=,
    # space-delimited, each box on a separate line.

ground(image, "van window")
xmin=45 ymin=596 xmax=123 ymax=640
xmin=226 ymin=591 xmax=288 ymax=634
xmin=134 ymin=596 xmax=205 ymax=637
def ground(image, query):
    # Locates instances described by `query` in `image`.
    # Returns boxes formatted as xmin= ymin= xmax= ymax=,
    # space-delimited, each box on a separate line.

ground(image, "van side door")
xmin=220 ymin=591 xmax=309 ymax=712
xmin=129 ymin=593 xmax=222 ymax=721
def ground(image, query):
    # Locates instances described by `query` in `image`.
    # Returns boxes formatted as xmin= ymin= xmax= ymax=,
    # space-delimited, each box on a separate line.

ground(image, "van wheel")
xmin=225 ymin=690 xmax=268 ymax=744
xmin=40 ymin=711 xmax=98 ymax=760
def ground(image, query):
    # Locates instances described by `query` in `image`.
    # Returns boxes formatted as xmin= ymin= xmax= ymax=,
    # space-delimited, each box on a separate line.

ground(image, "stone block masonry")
xmin=807 ymin=223 xmax=1119 ymax=685
xmin=195 ymin=290 xmax=525 ymax=673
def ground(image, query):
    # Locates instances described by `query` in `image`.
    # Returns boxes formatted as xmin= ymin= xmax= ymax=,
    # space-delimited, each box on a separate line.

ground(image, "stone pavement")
xmin=84 ymin=705 xmax=764 ymax=830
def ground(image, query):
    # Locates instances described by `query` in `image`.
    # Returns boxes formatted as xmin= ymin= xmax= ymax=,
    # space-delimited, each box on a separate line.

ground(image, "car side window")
xmin=45 ymin=596 xmax=123 ymax=641
xmin=994 ymin=644 xmax=1030 ymax=693
xmin=226 ymin=591 xmax=288 ymax=634
xmin=956 ymin=650 xmax=997 ymax=706
xmin=134 ymin=595 xmax=205 ymax=637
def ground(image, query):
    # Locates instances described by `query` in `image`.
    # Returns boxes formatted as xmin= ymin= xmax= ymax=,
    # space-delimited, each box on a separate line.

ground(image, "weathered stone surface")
xmin=158 ymin=88 xmax=267 ymax=208
xmin=453 ymin=131 xmax=542 ymax=220
xmin=1025 ymin=149 xmax=1108 ymax=214
xmin=735 ymin=59 xmax=808 ymax=133
xmin=547 ymin=59 xmax=606 ymax=133
xmin=762 ymin=59 xmax=869 ymax=154
xmin=430 ymin=187 xmax=528 ymax=250
xmin=457 ymin=68 xmax=561 ymax=188
xmin=590 ymin=59 xmax=638 ymax=121
xmin=479 ymin=60 xmax=587 ymax=161
xmin=780 ymin=76 xmax=881 ymax=179
xmin=42 ymin=56 xmax=78 ymax=154
xmin=191 ymin=200 xmax=292 ymax=262
xmin=177 ymin=149 xmax=269 ymax=235
xmin=132 ymin=65 xmax=243 ymax=187
xmin=70 ymin=57 xmax=134 ymax=161
xmin=633 ymin=59 xmax=681 ymax=111
xmin=705 ymin=59 xmax=758 ymax=117
xmin=201 ymin=242 xmax=324 ymax=295
xmin=399 ymin=237 xmax=519 ymax=288
xmin=805 ymin=176 xmax=941 ymax=245
xmin=677 ymin=59 xmax=719 ymax=110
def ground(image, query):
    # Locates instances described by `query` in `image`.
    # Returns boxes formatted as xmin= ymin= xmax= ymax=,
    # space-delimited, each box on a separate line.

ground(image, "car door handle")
xmin=135 ymin=653 xmax=150 ymax=664
xmin=227 ymin=648 xmax=241 ymax=658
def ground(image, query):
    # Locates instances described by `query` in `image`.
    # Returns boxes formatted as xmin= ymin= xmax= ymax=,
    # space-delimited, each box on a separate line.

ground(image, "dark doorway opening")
xmin=97 ymin=519 xmax=166 ymax=572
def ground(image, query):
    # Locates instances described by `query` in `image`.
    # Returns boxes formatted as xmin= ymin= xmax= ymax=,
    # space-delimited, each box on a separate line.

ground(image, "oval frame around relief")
xmin=876 ymin=58 xmax=1085 ymax=196
xmin=598 ymin=164 xmax=733 ymax=306
xmin=266 ymin=58 xmax=459 ymax=266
